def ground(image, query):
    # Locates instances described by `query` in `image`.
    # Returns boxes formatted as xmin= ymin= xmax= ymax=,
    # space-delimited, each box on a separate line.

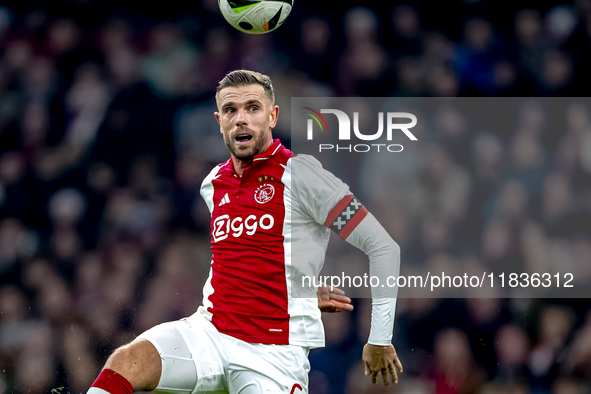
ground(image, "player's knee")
xmin=106 ymin=339 xmax=158 ymax=369
xmin=104 ymin=339 xmax=161 ymax=390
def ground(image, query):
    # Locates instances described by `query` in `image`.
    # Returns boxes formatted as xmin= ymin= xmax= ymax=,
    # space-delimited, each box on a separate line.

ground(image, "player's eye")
xmin=225 ymin=107 xmax=235 ymax=113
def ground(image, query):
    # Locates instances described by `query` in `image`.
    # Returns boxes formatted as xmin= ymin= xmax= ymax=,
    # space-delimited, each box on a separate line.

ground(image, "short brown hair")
xmin=216 ymin=70 xmax=275 ymax=106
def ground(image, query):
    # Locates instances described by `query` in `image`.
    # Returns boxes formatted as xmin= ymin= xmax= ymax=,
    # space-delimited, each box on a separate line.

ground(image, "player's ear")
xmin=214 ymin=112 xmax=223 ymax=133
xmin=269 ymin=105 xmax=279 ymax=128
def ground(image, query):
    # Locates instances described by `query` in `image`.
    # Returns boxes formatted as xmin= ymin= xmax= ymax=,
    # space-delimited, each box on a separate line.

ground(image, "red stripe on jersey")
xmin=206 ymin=140 xmax=292 ymax=345
xmin=339 ymin=206 xmax=368 ymax=240
xmin=324 ymin=195 xmax=354 ymax=227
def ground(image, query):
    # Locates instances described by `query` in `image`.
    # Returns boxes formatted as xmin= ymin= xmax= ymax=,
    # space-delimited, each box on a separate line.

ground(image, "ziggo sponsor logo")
xmin=212 ymin=214 xmax=275 ymax=242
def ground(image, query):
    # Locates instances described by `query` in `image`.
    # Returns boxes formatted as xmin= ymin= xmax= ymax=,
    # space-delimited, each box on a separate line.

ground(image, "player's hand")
xmin=317 ymin=283 xmax=354 ymax=313
xmin=362 ymin=344 xmax=403 ymax=386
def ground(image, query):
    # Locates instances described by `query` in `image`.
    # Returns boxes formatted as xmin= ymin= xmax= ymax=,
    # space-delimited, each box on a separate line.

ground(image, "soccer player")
xmin=87 ymin=70 xmax=402 ymax=394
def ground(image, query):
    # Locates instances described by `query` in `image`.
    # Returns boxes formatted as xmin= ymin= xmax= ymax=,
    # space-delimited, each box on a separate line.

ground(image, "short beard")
xmin=224 ymin=131 xmax=267 ymax=162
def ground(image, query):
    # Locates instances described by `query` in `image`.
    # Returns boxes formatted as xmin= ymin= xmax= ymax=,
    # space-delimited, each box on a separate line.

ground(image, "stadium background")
xmin=1 ymin=0 xmax=591 ymax=393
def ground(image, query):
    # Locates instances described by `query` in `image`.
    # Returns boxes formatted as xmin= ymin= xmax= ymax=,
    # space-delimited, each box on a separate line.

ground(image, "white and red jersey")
xmin=198 ymin=139 xmax=368 ymax=348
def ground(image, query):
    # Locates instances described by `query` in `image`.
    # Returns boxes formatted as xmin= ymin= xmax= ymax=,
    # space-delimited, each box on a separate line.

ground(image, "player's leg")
xmin=87 ymin=313 xmax=225 ymax=394
xmin=87 ymin=339 xmax=161 ymax=393
xmin=228 ymin=372 xmax=307 ymax=394
xmin=88 ymin=312 xmax=228 ymax=394
xmin=227 ymin=341 xmax=310 ymax=394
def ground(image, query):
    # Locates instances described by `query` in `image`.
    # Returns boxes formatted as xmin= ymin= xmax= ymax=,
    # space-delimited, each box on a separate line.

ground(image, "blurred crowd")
xmin=0 ymin=0 xmax=591 ymax=393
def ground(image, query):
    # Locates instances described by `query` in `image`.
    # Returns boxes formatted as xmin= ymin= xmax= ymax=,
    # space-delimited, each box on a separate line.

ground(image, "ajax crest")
xmin=255 ymin=183 xmax=275 ymax=204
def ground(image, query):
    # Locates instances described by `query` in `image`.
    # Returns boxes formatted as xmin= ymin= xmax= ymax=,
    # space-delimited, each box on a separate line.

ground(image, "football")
xmin=219 ymin=0 xmax=293 ymax=34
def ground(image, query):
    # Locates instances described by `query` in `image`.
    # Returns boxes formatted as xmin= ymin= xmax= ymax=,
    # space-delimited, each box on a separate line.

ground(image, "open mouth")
xmin=235 ymin=133 xmax=253 ymax=144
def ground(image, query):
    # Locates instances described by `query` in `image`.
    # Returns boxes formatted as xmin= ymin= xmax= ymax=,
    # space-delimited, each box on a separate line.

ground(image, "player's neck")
xmin=232 ymin=157 xmax=252 ymax=176
xmin=231 ymin=139 xmax=274 ymax=176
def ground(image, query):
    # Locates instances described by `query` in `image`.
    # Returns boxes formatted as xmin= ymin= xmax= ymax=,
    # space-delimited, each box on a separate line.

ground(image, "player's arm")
xmin=335 ymin=209 xmax=403 ymax=385
xmin=291 ymin=155 xmax=402 ymax=384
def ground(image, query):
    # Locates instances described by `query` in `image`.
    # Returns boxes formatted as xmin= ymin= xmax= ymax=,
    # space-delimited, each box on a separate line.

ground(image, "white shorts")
xmin=138 ymin=311 xmax=310 ymax=394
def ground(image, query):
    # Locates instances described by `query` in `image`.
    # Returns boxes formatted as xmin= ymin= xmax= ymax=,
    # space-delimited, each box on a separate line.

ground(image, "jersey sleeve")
xmin=199 ymin=164 xmax=223 ymax=214
xmin=289 ymin=154 xmax=399 ymax=346
xmin=345 ymin=213 xmax=400 ymax=346
xmin=289 ymin=154 xmax=351 ymax=225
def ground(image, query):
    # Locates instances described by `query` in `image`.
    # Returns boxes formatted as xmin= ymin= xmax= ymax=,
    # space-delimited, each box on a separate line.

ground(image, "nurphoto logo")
xmin=302 ymin=107 xmax=418 ymax=153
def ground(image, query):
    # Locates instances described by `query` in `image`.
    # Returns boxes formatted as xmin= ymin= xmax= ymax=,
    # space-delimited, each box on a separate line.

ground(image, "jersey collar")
xmin=253 ymin=139 xmax=284 ymax=160
xmin=221 ymin=139 xmax=284 ymax=176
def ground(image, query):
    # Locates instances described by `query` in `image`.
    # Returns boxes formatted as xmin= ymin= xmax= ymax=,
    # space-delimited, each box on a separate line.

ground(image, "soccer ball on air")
xmin=219 ymin=0 xmax=293 ymax=34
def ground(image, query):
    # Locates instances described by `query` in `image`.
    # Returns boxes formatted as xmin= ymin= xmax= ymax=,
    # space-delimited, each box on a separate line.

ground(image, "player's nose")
xmin=235 ymin=107 xmax=248 ymax=125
